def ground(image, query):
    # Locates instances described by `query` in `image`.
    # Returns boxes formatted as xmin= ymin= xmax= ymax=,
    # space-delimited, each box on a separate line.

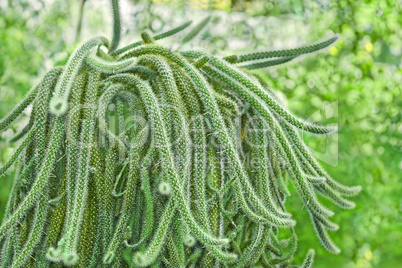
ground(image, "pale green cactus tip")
xmin=62 ymin=252 xmax=79 ymax=266
xmin=302 ymin=249 xmax=315 ymax=268
xmin=133 ymin=252 xmax=146 ymax=265
xmin=184 ymin=234 xmax=197 ymax=247
xmin=0 ymin=0 xmax=360 ymax=267
xmin=158 ymin=181 xmax=172 ymax=195
xmin=45 ymin=247 xmax=62 ymax=262
xmin=49 ymin=96 xmax=69 ymax=115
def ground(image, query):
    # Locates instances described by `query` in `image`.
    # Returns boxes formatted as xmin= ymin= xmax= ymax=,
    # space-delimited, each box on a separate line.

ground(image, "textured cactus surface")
xmin=0 ymin=1 xmax=360 ymax=267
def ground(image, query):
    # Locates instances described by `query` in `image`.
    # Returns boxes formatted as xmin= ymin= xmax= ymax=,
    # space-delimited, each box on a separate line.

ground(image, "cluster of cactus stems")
xmin=0 ymin=0 xmax=361 ymax=267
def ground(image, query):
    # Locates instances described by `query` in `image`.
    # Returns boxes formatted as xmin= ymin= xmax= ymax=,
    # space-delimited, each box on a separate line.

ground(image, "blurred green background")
xmin=0 ymin=0 xmax=401 ymax=267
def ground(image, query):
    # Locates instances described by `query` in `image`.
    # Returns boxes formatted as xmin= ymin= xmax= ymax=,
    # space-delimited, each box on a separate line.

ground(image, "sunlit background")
xmin=0 ymin=0 xmax=401 ymax=267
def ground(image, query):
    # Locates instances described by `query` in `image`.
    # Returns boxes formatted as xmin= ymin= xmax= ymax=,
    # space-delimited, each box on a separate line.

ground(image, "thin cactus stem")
xmin=0 ymin=84 xmax=38 ymax=133
xmin=11 ymin=192 xmax=49 ymax=267
xmin=8 ymin=123 xmax=30 ymax=144
xmin=132 ymin=198 xmax=176 ymax=267
xmin=239 ymin=56 xmax=296 ymax=70
xmin=61 ymin=69 xmax=101 ymax=265
xmin=49 ymin=36 xmax=108 ymax=116
xmin=104 ymin=126 xmax=149 ymax=264
xmin=302 ymin=249 xmax=315 ymax=268
xmin=138 ymin=55 xmax=192 ymax=182
xmin=64 ymin=72 xmax=88 ymax=213
xmin=86 ymin=54 xmax=134 ymax=73
xmin=125 ymin=144 xmax=155 ymax=249
xmin=234 ymin=224 xmax=264 ymax=268
xmin=180 ymin=16 xmax=211 ymax=47
xmin=224 ymin=34 xmax=339 ymax=63
xmin=109 ymin=0 xmax=121 ymax=53
xmin=0 ymin=116 xmax=66 ymax=240
xmin=0 ymin=123 xmax=38 ymax=178
xmin=113 ymin=21 xmax=193 ymax=55
xmin=246 ymin=109 xmax=290 ymax=218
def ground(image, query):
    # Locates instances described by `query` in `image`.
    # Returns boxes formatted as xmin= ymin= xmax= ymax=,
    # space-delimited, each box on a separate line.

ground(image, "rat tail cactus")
xmin=0 ymin=1 xmax=360 ymax=267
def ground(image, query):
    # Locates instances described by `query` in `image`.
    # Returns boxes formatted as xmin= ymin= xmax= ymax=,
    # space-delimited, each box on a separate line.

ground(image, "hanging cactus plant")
xmin=0 ymin=0 xmax=360 ymax=267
